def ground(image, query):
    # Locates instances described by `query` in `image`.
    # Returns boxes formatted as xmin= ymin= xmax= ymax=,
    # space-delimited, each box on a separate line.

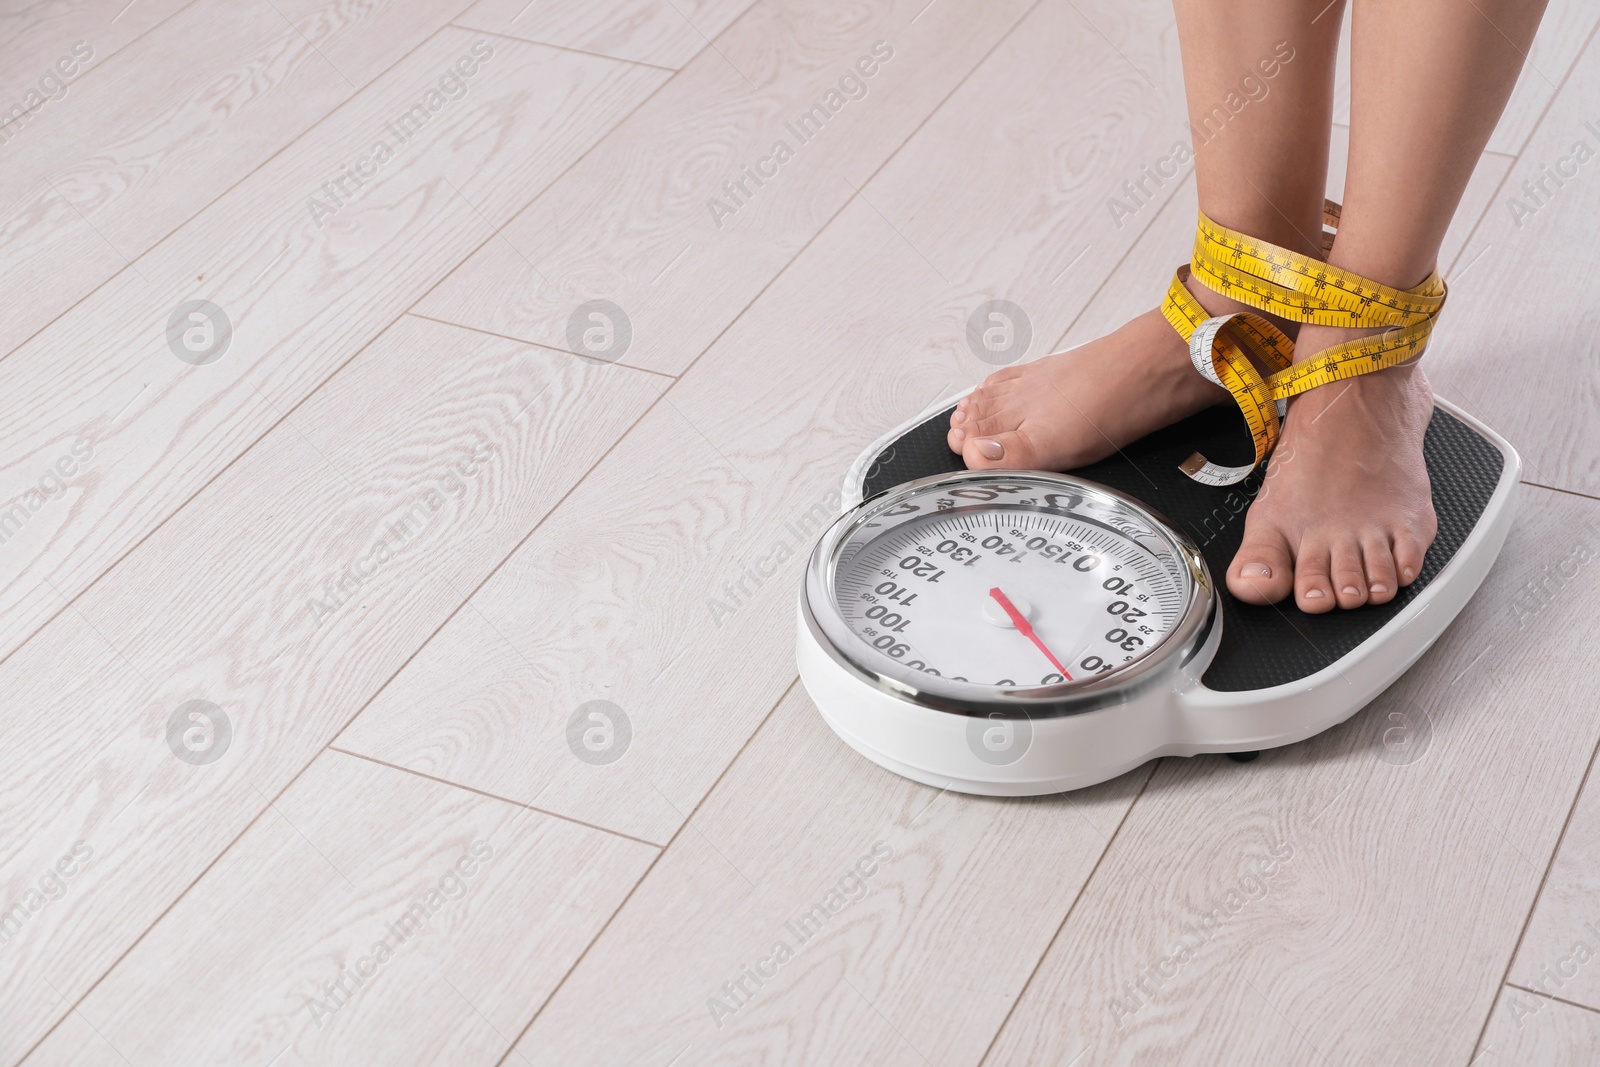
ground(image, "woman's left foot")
xmin=1227 ymin=322 xmax=1439 ymax=613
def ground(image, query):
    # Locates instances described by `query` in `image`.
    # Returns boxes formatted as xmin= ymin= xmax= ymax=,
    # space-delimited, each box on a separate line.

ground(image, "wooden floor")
xmin=3 ymin=1 xmax=1598 ymax=1064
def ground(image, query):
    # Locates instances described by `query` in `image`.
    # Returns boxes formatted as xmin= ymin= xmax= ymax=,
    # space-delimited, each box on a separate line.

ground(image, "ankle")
xmin=1324 ymin=230 xmax=1439 ymax=293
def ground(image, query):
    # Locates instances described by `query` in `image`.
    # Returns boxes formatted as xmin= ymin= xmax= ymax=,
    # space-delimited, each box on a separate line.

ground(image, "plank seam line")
xmin=975 ymin=762 xmax=1160 ymax=1066
xmin=326 ymin=746 xmax=667 ymax=850
xmin=403 ymin=312 xmax=679 ymax=380
xmin=1503 ymin=983 xmax=1600 ymax=1018
xmin=1466 ymin=722 xmax=1600 ymax=1063
xmin=1520 ymin=480 xmax=1600 ymax=506
xmin=444 ymin=23 xmax=680 ymax=72
xmin=488 ymin=678 xmax=803 ymax=1067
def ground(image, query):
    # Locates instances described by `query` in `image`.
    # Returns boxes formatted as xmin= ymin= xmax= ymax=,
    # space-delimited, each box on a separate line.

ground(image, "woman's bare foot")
xmin=948 ymin=284 xmax=1274 ymax=469
xmin=1227 ymin=322 xmax=1438 ymax=613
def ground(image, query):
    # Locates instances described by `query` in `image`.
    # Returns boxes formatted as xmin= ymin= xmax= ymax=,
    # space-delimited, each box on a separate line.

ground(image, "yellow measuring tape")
xmin=1159 ymin=199 xmax=1446 ymax=485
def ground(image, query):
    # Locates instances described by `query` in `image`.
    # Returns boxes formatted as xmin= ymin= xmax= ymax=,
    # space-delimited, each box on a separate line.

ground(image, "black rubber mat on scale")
xmin=859 ymin=404 xmax=1504 ymax=692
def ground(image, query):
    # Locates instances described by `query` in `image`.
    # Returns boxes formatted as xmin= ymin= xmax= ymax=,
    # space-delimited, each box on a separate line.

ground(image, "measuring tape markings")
xmin=1161 ymin=198 xmax=1447 ymax=485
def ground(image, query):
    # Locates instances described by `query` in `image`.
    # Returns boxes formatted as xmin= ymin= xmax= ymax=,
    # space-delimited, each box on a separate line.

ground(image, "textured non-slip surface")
xmin=859 ymin=403 xmax=1505 ymax=691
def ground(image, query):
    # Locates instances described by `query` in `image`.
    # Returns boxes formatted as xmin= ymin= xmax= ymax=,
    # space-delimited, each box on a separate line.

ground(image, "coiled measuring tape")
xmin=1159 ymin=199 xmax=1446 ymax=486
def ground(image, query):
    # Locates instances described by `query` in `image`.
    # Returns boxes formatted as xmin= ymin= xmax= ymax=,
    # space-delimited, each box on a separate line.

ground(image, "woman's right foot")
xmin=949 ymin=275 xmax=1294 ymax=470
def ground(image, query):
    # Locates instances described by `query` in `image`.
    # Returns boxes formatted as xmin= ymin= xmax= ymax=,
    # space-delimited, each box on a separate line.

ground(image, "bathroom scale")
xmin=796 ymin=390 xmax=1519 ymax=795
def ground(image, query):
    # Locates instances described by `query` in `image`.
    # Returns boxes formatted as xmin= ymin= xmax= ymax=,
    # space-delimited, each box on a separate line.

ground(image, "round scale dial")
xmin=810 ymin=473 xmax=1204 ymax=702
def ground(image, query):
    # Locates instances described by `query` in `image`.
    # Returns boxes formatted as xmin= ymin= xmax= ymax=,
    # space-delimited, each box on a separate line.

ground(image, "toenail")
xmin=976 ymin=439 xmax=1004 ymax=460
xmin=1239 ymin=562 xmax=1272 ymax=579
xmin=1341 ymin=585 xmax=1360 ymax=596
xmin=1401 ymin=567 xmax=1416 ymax=583
xmin=1304 ymin=588 xmax=1325 ymax=599
xmin=1370 ymin=583 xmax=1388 ymax=594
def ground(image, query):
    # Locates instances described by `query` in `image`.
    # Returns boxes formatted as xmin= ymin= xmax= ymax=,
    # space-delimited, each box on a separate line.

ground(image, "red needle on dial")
xmin=988 ymin=587 xmax=1073 ymax=681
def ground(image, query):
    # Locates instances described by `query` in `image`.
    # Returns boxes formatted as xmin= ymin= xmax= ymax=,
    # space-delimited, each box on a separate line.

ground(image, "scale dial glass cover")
xmin=810 ymin=472 xmax=1208 ymax=704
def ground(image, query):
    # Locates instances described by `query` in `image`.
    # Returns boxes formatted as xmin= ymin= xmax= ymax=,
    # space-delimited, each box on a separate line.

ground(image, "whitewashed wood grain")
xmin=25 ymin=750 xmax=656 ymax=1066
xmin=0 ymin=30 xmax=664 ymax=664
xmin=454 ymin=0 xmax=757 ymax=68
xmin=491 ymin=684 xmax=1150 ymax=1066
xmin=0 ymin=0 xmax=190 ymax=109
xmin=1426 ymin=32 xmax=1600 ymax=497
xmin=1331 ymin=0 xmax=1599 ymax=157
xmin=274 ymin=0 xmax=478 ymax=88
xmin=0 ymin=0 xmax=468 ymax=360
xmin=414 ymin=0 xmax=1042 ymax=376
xmin=983 ymin=487 xmax=1600 ymax=1066
xmin=338 ymin=0 xmax=1191 ymax=843
xmin=1507 ymin=741 xmax=1600 ymax=1011
xmin=0 ymin=314 xmax=660 ymax=1060
xmin=1476 ymin=985 xmax=1600 ymax=1066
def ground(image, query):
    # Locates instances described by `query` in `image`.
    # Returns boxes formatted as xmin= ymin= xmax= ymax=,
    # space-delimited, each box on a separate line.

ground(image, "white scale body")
xmin=796 ymin=391 xmax=1520 ymax=796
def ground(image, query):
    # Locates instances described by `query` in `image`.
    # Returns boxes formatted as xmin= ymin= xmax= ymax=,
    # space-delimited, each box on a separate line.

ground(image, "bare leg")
xmin=1228 ymin=0 xmax=1547 ymax=611
xmin=950 ymin=1 xmax=1343 ymax=473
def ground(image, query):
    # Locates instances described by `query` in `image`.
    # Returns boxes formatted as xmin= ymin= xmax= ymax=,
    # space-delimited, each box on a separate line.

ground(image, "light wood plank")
xmin=414 ymin=0 xmax=1041 ymax=376
xmin=274 ymin=0 xmax=478 ymax=87
xmin=1507 ymin=741 xmax=1600 ymax=1011
xmin=27 ymin=750 xmax=655 ymax=1066
xmin=1331 ymin=0 xmax=1599 ymax=156
xmin=0 ymin=314 xmax=660 ymax=1059
xmin=1425 ymin=30 xmax=1600 ymax=497
xmin=0 ymin=0 xmax=479 ymax=358
xmin=0 ymin=30 xmax=665 ymax=664
xmin=0 ymin=0 xmax=190 ymax=111
xmin=454 ymin=0 xmax=756 ymax=69
xmin=1477 ymin=986 xmax=1600 ymax=1066
xmin=338 ymin=0 xmax=1189 ymax=842
xmin=983 ymin=486 xmax=1600 ymax=1066
xmin=499 ymin=684 xmax=1147 ymax=1066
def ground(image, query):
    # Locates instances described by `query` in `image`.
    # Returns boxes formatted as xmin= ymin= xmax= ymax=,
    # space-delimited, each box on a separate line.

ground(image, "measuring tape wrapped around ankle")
xmin=1159 ymin=200 xmax=1447 ymax=486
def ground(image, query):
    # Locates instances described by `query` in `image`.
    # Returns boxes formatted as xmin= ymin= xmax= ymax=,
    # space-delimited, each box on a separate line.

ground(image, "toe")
xmin=1331 ymin=540 xmax=1368 ymax=609
xmin=963 ymin=429 xmax=1034 ymax=469
xmin=950 ymin=392 xmax=990 ymax=452
xmin=948 ymin=405 xmax=967 ymax=451
xmin=1392 ymin=527 xmax=1430 ymax=588
xmin=1361 ymin=531 xmax=1399 ymax=605
xmin=1228 ymin=517 xmax=1295 ymax=605
xmin=1293 ymin=538 xmax=1337 ymax=614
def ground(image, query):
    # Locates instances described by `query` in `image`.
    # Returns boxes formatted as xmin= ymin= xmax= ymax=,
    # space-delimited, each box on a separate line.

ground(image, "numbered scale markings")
xmin=836 ymin=511 xmax=1185 ymax=688
xmin=804 ymin=471 xmax=1211 ymax=712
